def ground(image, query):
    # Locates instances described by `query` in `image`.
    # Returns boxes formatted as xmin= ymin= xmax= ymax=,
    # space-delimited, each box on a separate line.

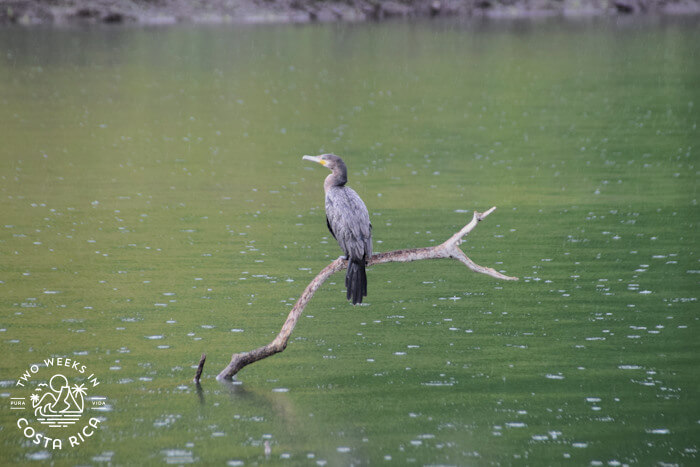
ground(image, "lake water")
xmin=1 ymin=17 xmax=698 ymax=465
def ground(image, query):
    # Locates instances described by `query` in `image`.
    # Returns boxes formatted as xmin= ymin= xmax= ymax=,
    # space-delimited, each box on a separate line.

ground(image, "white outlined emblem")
xmin=9 ymin=357 xmax=107 ymax=450
xmin=32 ymin=374 xmax=86 ymax=427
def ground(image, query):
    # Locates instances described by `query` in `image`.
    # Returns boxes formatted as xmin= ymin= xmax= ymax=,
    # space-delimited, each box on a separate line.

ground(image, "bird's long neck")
xmin=324 ymin=164 xmax=347 ymax=192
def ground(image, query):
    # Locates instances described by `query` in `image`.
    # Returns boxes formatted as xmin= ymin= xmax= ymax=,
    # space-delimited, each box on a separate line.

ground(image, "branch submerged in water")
xmin=193 ymin=207 xmax=517 ymax=382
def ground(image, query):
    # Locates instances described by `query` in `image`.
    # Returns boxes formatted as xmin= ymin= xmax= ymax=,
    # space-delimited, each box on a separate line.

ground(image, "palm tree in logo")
xmin=70 ymin=383 xmax=87 ymax=411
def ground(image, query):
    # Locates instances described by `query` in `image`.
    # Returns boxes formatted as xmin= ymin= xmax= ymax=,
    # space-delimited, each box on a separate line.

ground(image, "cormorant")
xmin=303 ymin=154 xmax=372 ymax=304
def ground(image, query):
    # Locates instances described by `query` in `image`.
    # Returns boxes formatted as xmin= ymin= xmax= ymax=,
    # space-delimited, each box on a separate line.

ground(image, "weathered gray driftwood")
xmin=194 ymin=207 xmax=517 ymax=382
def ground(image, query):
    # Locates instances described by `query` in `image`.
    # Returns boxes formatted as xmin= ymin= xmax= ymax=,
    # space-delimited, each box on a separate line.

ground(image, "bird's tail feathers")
xmin=346 ymin=259 xmax=367 ymax=305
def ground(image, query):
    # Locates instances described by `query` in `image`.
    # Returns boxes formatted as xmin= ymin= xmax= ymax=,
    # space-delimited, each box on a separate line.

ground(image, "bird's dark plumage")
xmin=303 ymin=154 xmax=372 ymax=304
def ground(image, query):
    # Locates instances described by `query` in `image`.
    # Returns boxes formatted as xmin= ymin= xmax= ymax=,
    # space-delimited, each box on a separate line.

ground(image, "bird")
xmin=303 ymin=154 xmax=372 ymax=305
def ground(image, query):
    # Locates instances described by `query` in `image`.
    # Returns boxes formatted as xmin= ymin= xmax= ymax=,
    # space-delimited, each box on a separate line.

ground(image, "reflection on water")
xmin=214 ymin=379 xmax=371 ymax=465
xmin=1 ymin=17 xmax=698 ymax=465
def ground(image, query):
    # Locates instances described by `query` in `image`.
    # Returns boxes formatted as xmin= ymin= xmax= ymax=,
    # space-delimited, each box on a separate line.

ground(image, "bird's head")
xmin=302 ymin=153 xmax=345 ymax=171
xmin=303 ymin=153 xmax=348 ymax=186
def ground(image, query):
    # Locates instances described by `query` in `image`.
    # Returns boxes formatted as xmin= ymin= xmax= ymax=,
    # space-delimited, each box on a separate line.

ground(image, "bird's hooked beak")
xmin=302 ymin=155 xmax=327 ymax=166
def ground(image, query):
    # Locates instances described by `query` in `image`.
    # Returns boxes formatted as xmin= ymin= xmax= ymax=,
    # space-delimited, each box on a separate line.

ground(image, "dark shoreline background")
xmin=2 ymin=0 xmax=700 ymax=26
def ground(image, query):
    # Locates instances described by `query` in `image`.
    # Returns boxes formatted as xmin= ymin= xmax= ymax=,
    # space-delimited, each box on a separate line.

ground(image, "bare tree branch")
xmin=193 ymin=353 xmax=206 ymax=383
xmin=199 ymin=207 xmax=516 ymax=382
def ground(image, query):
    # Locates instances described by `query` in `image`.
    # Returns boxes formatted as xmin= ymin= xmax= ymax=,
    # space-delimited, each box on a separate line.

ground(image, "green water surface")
xmin=0 ymin=18 xmax=698 ymax=465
